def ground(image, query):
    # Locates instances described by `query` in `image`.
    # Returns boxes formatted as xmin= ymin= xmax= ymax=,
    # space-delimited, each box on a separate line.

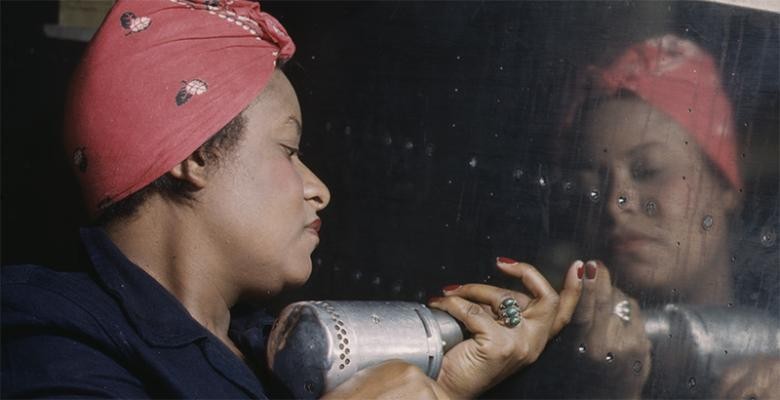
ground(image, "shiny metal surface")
xmin=644 ymin=304 xmax=780 ymax=397
xmin=267 ymin=301 xmax=464 ymax=398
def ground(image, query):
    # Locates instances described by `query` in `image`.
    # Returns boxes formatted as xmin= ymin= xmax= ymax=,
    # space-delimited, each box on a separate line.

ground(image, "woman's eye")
xmin=282 ymin=145 xmax=300 ymax=158
xmin=631 ymin=161 xmax=658 ymax=180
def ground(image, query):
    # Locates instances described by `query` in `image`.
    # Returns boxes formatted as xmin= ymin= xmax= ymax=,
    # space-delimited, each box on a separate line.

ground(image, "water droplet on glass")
xmin=489 ymin=192 xmax=495 ymax=197
xmin=644 ymin=200 xmax=658 ymax=216
xmin=513 ymin=168 xmax=525 ymax=180
xmin=702 ymin=215 xmax=714 ymax=231
xmin=687 ymin=377 xmax=696 ymax=390
xmin=344 ymin=125 xmax=352 ymax=136
xmin=760 ymin=226 xmax=776 ymax=247
xmin=562 ymin=181 xmax=574 ymax=192
xmin=440 ymin=265 xmax=447 ymax=271
xmin=468 ymin=157 xmax=478 ymax=168
xmin=498 ymin=65 xmax=504 ymax=71
xmin=538 ymin=177 xmax=547 ymax=187
xmin=453 ymin=87 xmax=459 ymax=93
xmin=485 ymin=235 xmax=492 ymax=240
xmin=371 ymin=276 xmax=381 ymax=286
xmin=404 ymin=140 xmax=414 ymax=150
xmin=447 ymin=179 xmax=453 ymax=185
xmin=351 ymin=270 xmax=363 ymax=281
xmin=617 ymin=195 xmax=628 ymax=208
xmin=310 ymin=55 xmax=316 ymax=60
xmin=425 ymin=144 xmax=435 ymax=156
xmin=383 ymin=136 xmax=392 ymax=146
xmin=444 ymin=223 xmax=450 ymax=228
xmin=588 ymin=189 xmax=600 ymax=203
xmin=632 ymin=360 xmax=643 ymax=374
xmin=451 ymin=123 xmax=457 ymax=128
xmin=577 ymin=344 xmax=587 ymax=354
xmin=605 ymin=352 xmax=614 ymax=363
xmin=456 ymin=55 xmax=461 ymax=60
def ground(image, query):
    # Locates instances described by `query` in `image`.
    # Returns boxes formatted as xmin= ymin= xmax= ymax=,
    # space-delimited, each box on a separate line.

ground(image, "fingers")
xmin=428 ymin=295 xmax=499 ymax=335
xmin=495 ymin=258 xmax=557 ymax=301
xmin=442 ymin=283 xmax=533 ymax=310
xmin=550 ymin=260 xmax=584 ymax=335
xmin=572 ymin=260 xmax=602 ymax=326
xmin=591 ymin=260 xmax=614 ymax=311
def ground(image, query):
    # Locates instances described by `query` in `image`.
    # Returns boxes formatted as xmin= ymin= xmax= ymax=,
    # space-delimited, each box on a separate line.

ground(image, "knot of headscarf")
xmin=64 ymin=0 xmax=295 ymax=214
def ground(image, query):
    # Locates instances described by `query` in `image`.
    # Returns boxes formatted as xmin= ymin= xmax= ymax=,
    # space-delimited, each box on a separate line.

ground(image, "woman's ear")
xmin=168 ymin=148 xmax=209 ymax=189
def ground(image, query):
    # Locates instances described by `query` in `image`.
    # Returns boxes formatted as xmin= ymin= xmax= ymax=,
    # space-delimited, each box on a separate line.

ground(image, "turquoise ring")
xmin=498 ymin=297 xmax=523 ymax=328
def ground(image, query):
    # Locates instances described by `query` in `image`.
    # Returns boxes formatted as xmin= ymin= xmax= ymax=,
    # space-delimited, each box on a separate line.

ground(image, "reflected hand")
xmin=429 ymin=258 xmax=583 ymax=398
xmin=321 ymin=359 xmax=450 ymax=399
xmin=716 ymin=356 xmax=780 ymax=399
xmin=569 ymin=260 xmax=651 ymax=399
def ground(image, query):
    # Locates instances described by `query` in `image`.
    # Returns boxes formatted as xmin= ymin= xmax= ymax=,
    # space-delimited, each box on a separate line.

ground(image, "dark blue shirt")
xmin=2 ymin=227 xmax=281 ymax=399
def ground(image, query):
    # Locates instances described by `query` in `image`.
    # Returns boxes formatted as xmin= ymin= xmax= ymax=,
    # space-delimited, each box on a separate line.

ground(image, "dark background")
xmin=2 ymin=1 xmax=778 ymax=311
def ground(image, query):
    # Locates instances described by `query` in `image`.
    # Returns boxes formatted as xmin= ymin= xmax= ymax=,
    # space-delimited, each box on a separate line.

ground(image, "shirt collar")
xmin=80 ymin=226 xmax=208 ymax=347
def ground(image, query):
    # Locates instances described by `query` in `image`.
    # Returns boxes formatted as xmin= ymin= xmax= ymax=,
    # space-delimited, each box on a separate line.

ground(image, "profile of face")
xmin=198 ymin=70 xmax=331 ymax=298
xmin=577 ymin=97 xmax=738 ymax=300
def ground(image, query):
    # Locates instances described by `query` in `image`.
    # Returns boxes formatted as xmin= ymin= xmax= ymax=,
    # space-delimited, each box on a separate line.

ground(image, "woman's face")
xmin=200 ymin=70 xmax=330 ymax=298
xmin=577 ymin=97 xmax=737 ymax=297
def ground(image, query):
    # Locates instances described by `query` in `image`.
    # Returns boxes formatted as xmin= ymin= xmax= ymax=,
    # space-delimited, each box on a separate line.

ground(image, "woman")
xmin=558 ymin=34 xmax=778 ymax=398
xmin=1 ymin=1 xmax=583 ymax=398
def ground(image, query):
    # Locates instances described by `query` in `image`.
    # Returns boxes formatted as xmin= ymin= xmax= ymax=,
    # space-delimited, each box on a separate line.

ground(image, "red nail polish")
xmin=577 ymin=266 xmax=584 ymax=279
xmin=442 ymin=284 xmax=461 ymax=292
xmin=497 ymin=256 xmax=518 ymax=264
xmin=585 ymin=262 xmax=598 ymax=280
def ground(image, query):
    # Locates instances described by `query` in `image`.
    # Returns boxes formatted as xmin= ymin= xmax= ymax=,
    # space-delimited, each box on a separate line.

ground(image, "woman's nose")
xmin=302 ymin=164 xmax=331 ymax=211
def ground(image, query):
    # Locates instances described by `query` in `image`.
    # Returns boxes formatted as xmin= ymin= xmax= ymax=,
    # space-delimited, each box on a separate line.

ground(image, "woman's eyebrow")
xmin=627 ymin=141 xmax=664 ymax=157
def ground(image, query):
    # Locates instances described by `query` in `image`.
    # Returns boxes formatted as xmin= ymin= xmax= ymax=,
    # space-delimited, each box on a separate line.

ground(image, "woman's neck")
xmin=104 ymin=200 xmax=240 ymax=353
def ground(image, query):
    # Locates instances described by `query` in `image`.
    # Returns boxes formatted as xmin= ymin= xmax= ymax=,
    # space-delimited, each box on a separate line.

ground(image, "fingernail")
xmin=442 ymin=284 xmax=461 ymax=292
xmin=585 ymin=261 xmax=598 ymax=280
xmin=428 ymin=296 xmax=445 ymax=303
xmin=574 ymin=260 xmax=584 ymax=279
xmin=497 ymin=256 xmax=519 ymax=265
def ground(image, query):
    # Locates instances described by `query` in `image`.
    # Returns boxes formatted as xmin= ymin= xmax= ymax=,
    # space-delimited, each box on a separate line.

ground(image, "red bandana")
xmin=565 ymin=35 xmax=742 ymax=190
xmin=64 ymin=0 xmax=295 ymax=214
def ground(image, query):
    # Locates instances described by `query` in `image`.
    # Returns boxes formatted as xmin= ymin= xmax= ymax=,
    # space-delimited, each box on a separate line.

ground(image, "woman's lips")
xmin=306 ymin=218 xmax=322 ymax=235
xmin=610 ymin=231 xmax=659 ymax=253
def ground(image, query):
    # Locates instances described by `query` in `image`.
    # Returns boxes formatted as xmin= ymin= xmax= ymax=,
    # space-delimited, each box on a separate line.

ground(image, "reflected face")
xmin=578 ymin=97 xmax=736 ymax=296
xmin=201 ymin=70 xmax=330 ymax=298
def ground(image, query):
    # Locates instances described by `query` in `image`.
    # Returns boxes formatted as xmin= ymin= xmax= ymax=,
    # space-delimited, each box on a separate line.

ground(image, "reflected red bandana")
xmin=64 ymin=0 xmax=295 ymax=214
xmin=567 ymin=35 xmax=742 ymax=190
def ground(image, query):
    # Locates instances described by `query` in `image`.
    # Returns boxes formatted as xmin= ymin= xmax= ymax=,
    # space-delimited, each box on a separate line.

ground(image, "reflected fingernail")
xmin=442 ymin=284 xmax=461 ymax=293
xmin=497 ymin=256 xmax=518 ymax=265
xmin=574 ymin=260 xmax=584 ymax=279
xmin=585 ymin=261 xmax=598 ymax=280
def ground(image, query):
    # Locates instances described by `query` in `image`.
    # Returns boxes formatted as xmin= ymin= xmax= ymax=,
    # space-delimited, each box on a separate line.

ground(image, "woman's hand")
xmin=715 ymin=356 xmax=780 ymax=399
xmin=568 ymin=260 xmax=652 ymax=399
xmin=321 ymin=359 xmax=450 ymax=399
xmin=428 ymin=257 xmax=583 ymax=398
